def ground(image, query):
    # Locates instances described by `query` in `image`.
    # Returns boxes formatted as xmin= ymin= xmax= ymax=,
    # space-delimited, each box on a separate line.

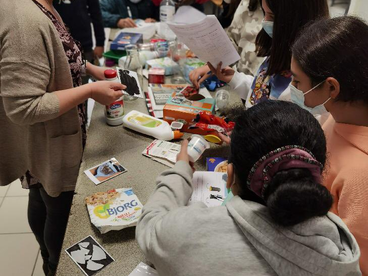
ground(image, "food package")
xmin=85 ymin=188 xmax=143 ymax=234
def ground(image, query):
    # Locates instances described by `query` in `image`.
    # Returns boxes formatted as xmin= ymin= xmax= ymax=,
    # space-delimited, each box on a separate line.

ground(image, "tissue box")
xmin=110 ymin=32 xmax=143 ymax=51
xmin=163 ymin=93 xmax=215 ymax=135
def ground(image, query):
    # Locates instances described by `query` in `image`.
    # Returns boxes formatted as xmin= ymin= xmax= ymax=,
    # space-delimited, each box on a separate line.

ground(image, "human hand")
xmin=208 ymin=62 xmax=235 ymax=83
xmin=145 ymin=18 xmax=156 ymax=23
xmin=86 ymin=62 xmax=105 ymax=81
xmin=189 ymin=64 xmax=211 ymax=89
xmin=89 ymin=81 xmax=126 ymax=105
xmin=176 ymin=139 xmax=195 ymax=171
xmin=93 ymin=46 xmax=104 ymax=59
xmin=217 ymin=132 xmax=231 ymax=145
xmin=117 ymin=18 xmax=137 ymax=28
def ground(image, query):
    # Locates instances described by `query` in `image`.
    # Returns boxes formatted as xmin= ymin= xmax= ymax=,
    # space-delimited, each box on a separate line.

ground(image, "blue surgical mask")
xmin=262 ymin=20 xmax=274 ymax=38
xmin=290 ymin=81 xmax=331 ymax=116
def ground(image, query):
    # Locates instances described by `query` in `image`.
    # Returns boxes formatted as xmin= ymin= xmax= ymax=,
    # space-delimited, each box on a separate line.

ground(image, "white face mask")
xmin=290 ymin=81 xmax=331 ymax=116
xmin=262 ymin=19 xmax=274 ymax=38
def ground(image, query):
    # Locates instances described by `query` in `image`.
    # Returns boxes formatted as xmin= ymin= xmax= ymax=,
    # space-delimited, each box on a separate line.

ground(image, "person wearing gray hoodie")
xmin=136 ymin=101 xmax=361 ymax=276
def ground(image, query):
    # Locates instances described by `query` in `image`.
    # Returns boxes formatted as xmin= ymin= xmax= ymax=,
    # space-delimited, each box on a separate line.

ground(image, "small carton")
xmin=110 ymin=32 xmax=143 ymax=51
xmin=163 ymin=93 xmax=215 ymax=135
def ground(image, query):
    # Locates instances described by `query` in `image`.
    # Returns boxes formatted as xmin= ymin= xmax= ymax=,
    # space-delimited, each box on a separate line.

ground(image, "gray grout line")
xmin=0 ymin=187 xmax=10 ymax=208
xmin=4 ymin=195 xmax=30 ymax=197
xmin=0 ymin=232 xmax=33 ymax=235
xmin=31 ymin=249 xmax=41 ymax=276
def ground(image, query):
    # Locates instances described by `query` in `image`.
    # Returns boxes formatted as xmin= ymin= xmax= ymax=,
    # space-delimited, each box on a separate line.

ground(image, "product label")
xmin=160 ymin=6 xmax=175 ymax=22
xmin=85 ymin=188 xmax=143 ymax=234
xmin=127 ymin=113 xmax=162 ymax=128
xmin=106 ymin=99 xmax=124 ymax=119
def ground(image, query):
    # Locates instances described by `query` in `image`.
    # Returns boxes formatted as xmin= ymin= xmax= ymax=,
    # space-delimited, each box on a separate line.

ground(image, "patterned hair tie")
xmin=246 ymin=145 xmax=323 ymax=199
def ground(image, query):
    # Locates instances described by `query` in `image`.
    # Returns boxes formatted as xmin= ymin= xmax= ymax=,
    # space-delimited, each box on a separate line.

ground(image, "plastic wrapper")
xmin=85 ymin=188 xmax=143 ymax=234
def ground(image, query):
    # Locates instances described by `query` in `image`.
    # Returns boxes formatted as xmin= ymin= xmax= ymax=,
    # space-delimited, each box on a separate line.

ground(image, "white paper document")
xmin=168 ymin=15 xmax=240 ymax=68
xmin=142 ymin=140 xmax=181 ymax=167
xmin=189 ymin=171 xmax=228 ymax=207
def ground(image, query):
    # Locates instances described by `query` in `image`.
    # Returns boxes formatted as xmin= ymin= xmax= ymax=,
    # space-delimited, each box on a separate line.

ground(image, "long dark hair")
xmin=229 ymin=101 xmax=332 ymax=226
xmin=292 ymin=16 xmax=368 ymax=105
xmin=256 ymin=0 xmax=329 ymax=76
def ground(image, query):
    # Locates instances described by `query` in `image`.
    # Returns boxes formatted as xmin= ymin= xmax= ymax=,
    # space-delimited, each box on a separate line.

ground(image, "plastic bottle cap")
xmin=173 ymin=131 xmax=184 ymax=140
xmin=104 ymin=69 xmax=117 ymax=79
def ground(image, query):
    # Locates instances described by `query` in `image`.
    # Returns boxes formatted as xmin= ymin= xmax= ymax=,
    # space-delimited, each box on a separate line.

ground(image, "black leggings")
xmin=28 ymin=187 xmax=74 ymax=271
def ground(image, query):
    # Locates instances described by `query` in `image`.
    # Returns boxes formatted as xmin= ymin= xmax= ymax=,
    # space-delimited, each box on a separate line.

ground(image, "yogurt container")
xmin=187 ymin=135 xmax=210 ymax=162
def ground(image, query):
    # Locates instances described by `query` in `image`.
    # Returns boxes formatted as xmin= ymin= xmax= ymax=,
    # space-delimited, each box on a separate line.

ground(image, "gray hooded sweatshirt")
xmin=136 ymin=161 xmax=361 ymax=276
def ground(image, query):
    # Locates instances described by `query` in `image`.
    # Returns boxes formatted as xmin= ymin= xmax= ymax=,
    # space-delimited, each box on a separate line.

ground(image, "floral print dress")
xmin=21 ymin=1 xmax=88 ymax=189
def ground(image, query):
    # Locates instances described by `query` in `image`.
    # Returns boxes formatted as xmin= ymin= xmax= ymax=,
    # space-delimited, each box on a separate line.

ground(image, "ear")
xmin=325 ymin=77 xmax=340 ymax=100
xmin=227 ymin=163 xmax=235 ymax=189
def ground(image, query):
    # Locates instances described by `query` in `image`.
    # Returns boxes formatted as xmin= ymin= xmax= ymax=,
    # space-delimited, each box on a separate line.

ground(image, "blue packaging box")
xmin=110 ymin=32 xmax=143 ymax=51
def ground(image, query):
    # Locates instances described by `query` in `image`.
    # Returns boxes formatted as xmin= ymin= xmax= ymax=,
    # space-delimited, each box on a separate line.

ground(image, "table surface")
xmin=56 ymin=30 xmax=241 ymax=276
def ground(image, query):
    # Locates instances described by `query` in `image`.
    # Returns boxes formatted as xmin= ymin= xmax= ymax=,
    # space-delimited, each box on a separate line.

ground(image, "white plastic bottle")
xmin=123 ymin=110 xmax=183 ymax=141
xmin=159 ymin=0 xmax=176 ymax=40
xmin=104 ymin=69 xmax=124 ymax=126
xmin=160 ymin=0 xmax=175 ymax=22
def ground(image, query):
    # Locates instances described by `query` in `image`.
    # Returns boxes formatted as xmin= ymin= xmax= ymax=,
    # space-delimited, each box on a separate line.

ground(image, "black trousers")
xmin=28 ymin=187 xmax=74 ymax=273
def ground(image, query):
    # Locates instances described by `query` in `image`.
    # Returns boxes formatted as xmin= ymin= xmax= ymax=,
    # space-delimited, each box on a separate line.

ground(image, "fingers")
xmin=180 ymin=139 xmax=189 ymax=154
xmin=111 ymin=83 xmax=126 ymax=90
xmin=125 ymin=18 xmax=137 ymax=28
xmin=207 ymin=62 xmax=216 ymax=74
xmin=176 ymin=139 xmax=189 ymax=162
xmin=197 ymin=73 xmax=211 ymax=88
xmin=217 ymin=132 xmax=231 ymax=145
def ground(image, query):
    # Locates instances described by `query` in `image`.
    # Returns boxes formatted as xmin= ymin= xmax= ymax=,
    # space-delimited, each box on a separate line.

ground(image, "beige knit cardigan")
xmin=0 ymin=0 xmax=83 ymax=197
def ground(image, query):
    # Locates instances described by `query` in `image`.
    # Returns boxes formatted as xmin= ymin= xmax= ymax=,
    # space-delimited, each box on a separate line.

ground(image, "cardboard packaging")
xmin=163 ymin=93 xmax=215 ymax=135
xmin=110 ymin=32 xmax=143 ymax=51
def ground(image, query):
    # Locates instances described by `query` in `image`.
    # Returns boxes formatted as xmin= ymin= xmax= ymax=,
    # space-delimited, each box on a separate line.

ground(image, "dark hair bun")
xmin=264 ymin=169 xmax=333 ymax=227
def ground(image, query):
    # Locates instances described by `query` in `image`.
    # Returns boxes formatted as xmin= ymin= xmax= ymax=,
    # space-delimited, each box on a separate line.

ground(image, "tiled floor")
xmin=0 ymin=180 xmax=43 ymax=276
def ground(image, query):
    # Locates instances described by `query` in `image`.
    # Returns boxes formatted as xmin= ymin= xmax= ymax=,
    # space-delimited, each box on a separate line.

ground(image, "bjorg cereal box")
xmin=85 ymin=188 xmax=143 ymax=234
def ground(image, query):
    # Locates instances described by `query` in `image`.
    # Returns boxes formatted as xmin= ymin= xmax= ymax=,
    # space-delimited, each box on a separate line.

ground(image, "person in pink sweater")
xmin=289 ymin=16 xmax=368 ymax=275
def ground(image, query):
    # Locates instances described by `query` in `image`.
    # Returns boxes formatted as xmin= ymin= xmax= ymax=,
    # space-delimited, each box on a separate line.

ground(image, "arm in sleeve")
xmin=0 ymin=27 xmax=60 ymax=126
xmin=99 ymin=0 xmax=128 ymax=28
xmin=136 ymin=161 xmax=207 ymax=257
xmin=87 ymin=0 xmax=105 ymax=47
xmin=228 ymin=71 xmax=254 ymax=101
xmin=335 ymin=172 xmax=368 ymax=276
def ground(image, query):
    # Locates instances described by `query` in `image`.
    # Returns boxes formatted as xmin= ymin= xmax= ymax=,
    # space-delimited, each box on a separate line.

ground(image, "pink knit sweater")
xmin=323 ymin=116 xmax=368 ymax=275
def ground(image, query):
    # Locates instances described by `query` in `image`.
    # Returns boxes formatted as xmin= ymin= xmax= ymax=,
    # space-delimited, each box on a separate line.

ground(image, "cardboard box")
xmin=110 ymin=32 xmax=143 ymax=51
xmin=163 ymin=93 xmax=215 ymax=135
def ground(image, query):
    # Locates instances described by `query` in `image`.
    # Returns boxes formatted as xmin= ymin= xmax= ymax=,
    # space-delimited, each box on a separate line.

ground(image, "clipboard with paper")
xmin=167 ymin=8 xmax=240 ymax=68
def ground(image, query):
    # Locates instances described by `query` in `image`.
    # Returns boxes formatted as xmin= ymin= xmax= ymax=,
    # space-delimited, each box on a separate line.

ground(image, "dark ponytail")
xmin=264 ymin=169 xmax=333 ymax=227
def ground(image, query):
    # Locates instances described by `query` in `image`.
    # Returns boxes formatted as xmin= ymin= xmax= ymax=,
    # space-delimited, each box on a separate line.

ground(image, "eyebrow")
xmin=290 ymin=70 xmax=298 ymax=78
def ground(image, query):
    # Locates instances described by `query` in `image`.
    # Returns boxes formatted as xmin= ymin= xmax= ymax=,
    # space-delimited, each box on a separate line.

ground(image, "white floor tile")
xmin=0 ymin=233 xmax=39 ymax=276
xmin=32 ymin=250 xmax=44 ymax=276
xmin=0 ymin=197 xmax=31 ymax=234
xmin=0 ymin=185 xmax=9 ymax=197
xmin=7 ymin=179 xmax=29 ymax=197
